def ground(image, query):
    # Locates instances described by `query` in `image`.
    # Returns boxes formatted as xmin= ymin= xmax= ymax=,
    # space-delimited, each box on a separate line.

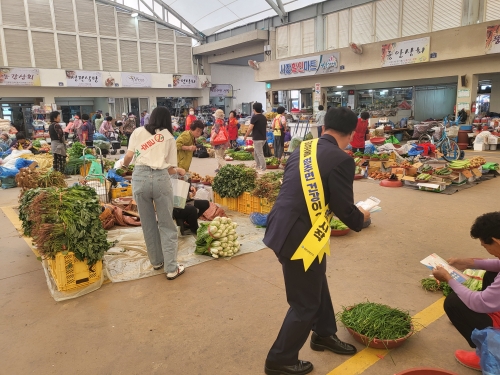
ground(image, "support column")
xmin=456 ymin=74 xmax=478 ymax=124
xmin=489 ymin=76 xmax=500 ymax=113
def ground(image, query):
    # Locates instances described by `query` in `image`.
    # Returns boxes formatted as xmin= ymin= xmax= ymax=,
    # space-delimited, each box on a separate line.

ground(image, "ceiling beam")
xmin=264 ymin=0 xmax=285 ymax=20
xmin=276 ymin=0 xmax=287 ymax=16
xmin=156 ymin=0 xmax=204 ymax=39
xmin=95 ymin=0 xmax=204 ymax=41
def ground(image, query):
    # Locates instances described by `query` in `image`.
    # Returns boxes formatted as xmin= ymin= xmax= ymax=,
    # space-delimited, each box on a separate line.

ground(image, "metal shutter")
xmin=120 ymin=40 xmax=139 ymax=72
xmin=1 ymin=0 xmax=27 ymax=27
xmin=79 ymin=36 xmax=100 ymax=70
xmin=486 ymin=0 xmax=500 ymax=21
xmin=100 ymin=38 xmax=119 ymax=71
xmin=375 ymin=0 xmax=400 ymax=41
xmin=302 ymin=19 xmax=315 ymax=54
xmin=4 ymin=29 xmax=31 ymax=67
xmin=53 ymin=0 xmax=76 ymax=33
xmin=402 ymin=0 xmax=430 ymax=37
xmin=58 ymin=34 xmax=79 ymax=69
xmin=76 ymin=0 xmax=97 ymax=35
xmin=338 ymin=9 xmax=349 ymax=48
xmin=32 ymin=32 xmax=57 ymax=68
xmin=432 ymin=0 xmax=462 ymax=31
xmin=326 ymin=13 xmax=338 ymax=50
xmin=139 ymin=20 xmax=156 ymax=40
xmin=97 ymin=4 xmax=117 ymax=37
xmin=176 ymin=45 xmax=192 ymax=74
xmin=27 ymin=0 xmax=53 ymax=30
xmin=276 ymin=25 xmax=288 ymax=58
xmin=159 ymin=43 xmax=175 ymax=73
xmin=289 ymin=22 xmax=301 ymax=56
xmin=140 ymin=42 xmax=157 ymax=72
xmin=117 ymin=12 xmax=137 ymax=39
xmin=351 ymin=3 xmax=373 ymax=44
xmin=157 ymin=27 xmax=175 ymax=43
xmin=175 ymin=33 xmax=191 ymax=45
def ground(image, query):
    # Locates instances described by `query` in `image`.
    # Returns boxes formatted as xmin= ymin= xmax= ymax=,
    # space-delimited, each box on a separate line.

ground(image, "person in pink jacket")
xmin=433 ymin=211 xmax=500 ymax=371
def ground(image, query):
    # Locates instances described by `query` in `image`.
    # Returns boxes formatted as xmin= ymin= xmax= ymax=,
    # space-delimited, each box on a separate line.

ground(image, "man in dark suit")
xmin=263 ymin=107 xmax=371 ymax=375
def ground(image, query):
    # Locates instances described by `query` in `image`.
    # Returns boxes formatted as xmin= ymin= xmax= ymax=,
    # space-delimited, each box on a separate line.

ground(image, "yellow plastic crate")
xmin=110 ymin=185 xmax=133 ymax=199
xmin=47 ymin=252 xmax=102 ymax=292
xmin=260 ymin=198 xmax=274 ymax=214
xmin=225 ymin=197 xmax=239 ymax=211
xmin=238 ymin=192 xmax=261 ymax=214
xmin=213 ymin=192 xmax=223 ymax=204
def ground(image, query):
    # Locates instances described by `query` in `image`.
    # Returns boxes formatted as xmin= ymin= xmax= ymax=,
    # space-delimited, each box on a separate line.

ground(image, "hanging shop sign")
xmin=0 ymin=68 xmax=40 ymax=86
xmin=314 ymin=83 xmax=321 ymax=101
xmin=121 ymin=73 xmax=152 ymax=88
xmin=210 ymin=84 xmax=233 ymax=97
xmin=279 ymin=53 xmax=340 ymax=79
xmin=173 ymin=74 xmax=198 ymax=88
xmin=486 ymin=25 xmax=500 ymax=54
xmin=381 ymin=37 xmax=430 ymax=67
xmin=66 ymin=70 xmax=103 ymax=87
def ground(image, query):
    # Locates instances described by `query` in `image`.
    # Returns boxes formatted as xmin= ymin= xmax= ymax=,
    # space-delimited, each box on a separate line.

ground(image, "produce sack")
xmin=171 ymin=178 xmax=190 ymax=209
xmin=15 ymin=158 xmax=34 ymax=170
xmin=250 ymin=213 xmax=268 ymax=227
xmin=471 ymin=327 xmax=500 ymax=375
xmin=385 ymin=135 xmax=400 ymax=144
xmin=0 ymin=166 xmax=19 ymax=178
xmin=88 ymin=160 xmax=104 ymax=183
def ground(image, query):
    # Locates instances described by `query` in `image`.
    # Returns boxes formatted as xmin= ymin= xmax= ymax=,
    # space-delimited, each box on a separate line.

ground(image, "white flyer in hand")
xmin=356 ymin=196 xmax=381 ymax=213
xmin=420 ymin=253 xmax=469 ymax=283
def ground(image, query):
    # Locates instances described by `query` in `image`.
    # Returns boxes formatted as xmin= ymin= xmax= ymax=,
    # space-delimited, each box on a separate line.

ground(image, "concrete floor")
xmin=1 ymin=149 xmax=500 ymax=375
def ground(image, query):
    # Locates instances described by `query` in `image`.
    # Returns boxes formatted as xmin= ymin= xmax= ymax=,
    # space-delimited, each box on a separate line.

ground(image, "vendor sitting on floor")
xmin=173 ymin=186 xmax=210 ymax=235
xmin=432 ymin=211 xmax=500 ymax=371
xmin=10 ymin=132 xmax=33 ymax=151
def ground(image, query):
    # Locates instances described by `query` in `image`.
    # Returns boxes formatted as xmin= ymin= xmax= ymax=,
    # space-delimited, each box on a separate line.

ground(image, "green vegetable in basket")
xmin=266 ymin=157 xmax=280 ymax=166
xmin=232 ymin=151 xmax=253 ymax=161
xmin=337 ymin=302 xmax=414 ymax=342
xmin=32 ymin=140 xmax=42 ymax=148
xmin=330 ymin=218 xmax=348 ymax=230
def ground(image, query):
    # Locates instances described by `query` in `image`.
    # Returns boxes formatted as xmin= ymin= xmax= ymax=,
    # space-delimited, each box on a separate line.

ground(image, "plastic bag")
xmin=288 ymin=136 xmax=302 ymax=153
xmin=88 ymin=160 xmax=104 ymax=182
xmin=171 ymin=178 xmax=190 ymax=209
xmin=364 ymin=143 xmax=376 ymax=155
xmin=0 ymin=166 xmax=19 ymax=178
xmin=194 ymin=187 xmax=210 ymax=201
xmin=385 ymin=135 xmax=400 ymax=144
xmin=79 ymin=154 xmax=96 ymax=160
xmin=250 ymin=213 xmax=268 ymax=227
xmin=93 ymin=132 xmax=108 ymax=141
xmin=14 ymin=158 xmax=34 ymax=170
xmin=472 ymin=327 xmax=500 ymax=375
xmin=107 ymin=169 xmax=127 ymax=183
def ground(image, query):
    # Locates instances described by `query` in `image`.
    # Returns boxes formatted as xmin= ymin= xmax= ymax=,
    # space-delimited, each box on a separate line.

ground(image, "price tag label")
xmin=462 ymin=170 xmax=473 ymax=178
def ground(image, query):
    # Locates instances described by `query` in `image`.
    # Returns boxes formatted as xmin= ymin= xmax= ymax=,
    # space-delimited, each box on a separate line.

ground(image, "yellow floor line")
xmin=327 ymin=297 xmax=445 ymax=375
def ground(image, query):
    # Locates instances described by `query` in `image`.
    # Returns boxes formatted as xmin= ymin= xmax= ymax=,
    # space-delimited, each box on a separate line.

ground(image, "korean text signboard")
xmin=381 ymin=37 xmax=430 ymax=67
xmin=210 ymin=84 xmax=233 ymax=97
xmin=279 ymin=53 xmax=340 ymax=79
xmin=121 ymin=73 xmax=152 ymax=88
xmin=173 ymin=74 xmax=198 ymax=88
xmin=66 ymin=70 xmax=103 ymax=87
xmin=486 ymin=25 xmax=500 ymax=54
xmin=0 ymin=68 xmax=40 ymax=86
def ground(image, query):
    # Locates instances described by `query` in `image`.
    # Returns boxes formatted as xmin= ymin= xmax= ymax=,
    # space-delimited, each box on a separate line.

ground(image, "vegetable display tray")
xmin=47 ymin=252 xmax=102 ymax=292
xmin=346 ymin=326 xmax=413 ymax=349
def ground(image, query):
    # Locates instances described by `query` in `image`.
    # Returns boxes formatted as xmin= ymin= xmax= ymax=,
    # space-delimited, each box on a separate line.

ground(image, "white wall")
xmin=210 ymin=64 xmax=266 ymax=113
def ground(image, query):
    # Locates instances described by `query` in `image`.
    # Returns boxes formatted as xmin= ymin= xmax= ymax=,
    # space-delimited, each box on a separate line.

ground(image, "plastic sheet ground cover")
xmin=103 ymin=212 xmax=266 ymax=283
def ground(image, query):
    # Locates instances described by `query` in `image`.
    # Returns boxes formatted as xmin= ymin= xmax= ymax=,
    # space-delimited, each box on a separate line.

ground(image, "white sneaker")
xmin=166 ymin=264 xmax=185 ymax=280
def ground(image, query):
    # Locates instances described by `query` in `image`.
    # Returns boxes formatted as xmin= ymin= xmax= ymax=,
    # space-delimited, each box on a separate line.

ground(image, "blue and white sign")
xmin=279 ymin=53 xmax=340 ymax=79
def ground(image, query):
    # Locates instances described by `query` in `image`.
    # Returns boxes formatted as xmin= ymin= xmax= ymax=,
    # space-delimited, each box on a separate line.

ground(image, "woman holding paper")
xmin=122 ymin=106 xmax=186 ymax=280
xmin=433 ymin=211 xmax=500 ymax=371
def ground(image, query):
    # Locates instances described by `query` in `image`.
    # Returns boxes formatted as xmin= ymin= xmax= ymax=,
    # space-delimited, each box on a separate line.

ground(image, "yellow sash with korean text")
xmin=291 ymin=139 xmax=333 ymax=271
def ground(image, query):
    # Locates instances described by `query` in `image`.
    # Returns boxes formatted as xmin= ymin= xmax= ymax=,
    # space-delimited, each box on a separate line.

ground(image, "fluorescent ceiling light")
xmin=336 ymin=85 xmax=343 ymax=88
xmin=131 ymin=12 xmax=138 ymax=17
xmin=335 ymin=91 xmax=341 ymax=94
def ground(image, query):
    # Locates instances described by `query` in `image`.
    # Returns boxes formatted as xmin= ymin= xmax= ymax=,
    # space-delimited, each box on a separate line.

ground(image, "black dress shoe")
xmin=310 ymin=332 xmax=357 ymax=355
xmin=264 ymin=360 xmax=313 ymax=375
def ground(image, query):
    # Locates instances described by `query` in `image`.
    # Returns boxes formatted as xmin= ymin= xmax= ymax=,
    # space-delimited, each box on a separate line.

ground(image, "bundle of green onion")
xmin=338 ymin=302 xmax=413 ymax=342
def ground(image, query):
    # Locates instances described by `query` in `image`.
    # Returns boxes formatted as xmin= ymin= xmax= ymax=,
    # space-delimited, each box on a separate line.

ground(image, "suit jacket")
xmin=263 ymin=134 xmax=364 ymax=258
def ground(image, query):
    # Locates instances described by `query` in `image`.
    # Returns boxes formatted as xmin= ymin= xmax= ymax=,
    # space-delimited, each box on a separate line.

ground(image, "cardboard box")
xmin=429 ymin=176 xmax=452 ymax=185
xmin=406 ymin=167 xmax=418 ymax=177
xmin=418 ymin=182 xmax=447 ymax=192
xmin=391 ymin=167 xmax=406 ymax=176
xmin=402 ymin=176 xmax=419 ymax=187
xmin=450 ymin=171 xmax=467 ymax=184
xmin=369 ymin=161 xmax=382 ymax=169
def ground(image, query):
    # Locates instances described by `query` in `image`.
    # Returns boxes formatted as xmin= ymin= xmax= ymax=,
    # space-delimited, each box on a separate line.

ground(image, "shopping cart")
xmin=81 ymin=146 xmax=109 ymax=203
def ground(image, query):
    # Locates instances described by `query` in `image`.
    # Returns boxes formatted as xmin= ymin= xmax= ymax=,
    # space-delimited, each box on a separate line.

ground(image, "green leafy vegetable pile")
xmin=228 ymin=150 xmax=253 ymax=160
xmin=68 ymin=142 xmax=92 ymax=159
xmin=196 ymin=136 xmax=207 ymax=145
xmin=338 ymin=302 xmax=414 ymax=342
xmin=420 ymin=269 xmax=484 ymax=296
xmin=32 ymin=140 xmax=41 ymax=148
xmin=212 ymin=164 xmax=256 ymax=198
xmin=330 ymin=218 xmax=348 ymax=230
xmin=252 ymin=171 xmax=283 ymax=203
xmin=265 ymin=157 xmax=280 ymax=166
xmin=65 ymin=157 xmax=84 ymax=175
xmin=18 ymin=185 xmax=112 ymax=265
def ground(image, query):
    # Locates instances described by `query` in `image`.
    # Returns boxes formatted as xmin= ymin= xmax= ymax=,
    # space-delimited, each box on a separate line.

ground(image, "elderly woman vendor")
xmin=433 ymin=211 xmax=500 ymax=371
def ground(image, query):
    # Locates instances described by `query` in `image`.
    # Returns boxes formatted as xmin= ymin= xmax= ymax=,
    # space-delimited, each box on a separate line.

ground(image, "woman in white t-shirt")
xmin=122 ymin=107 xmax=186 ymax=280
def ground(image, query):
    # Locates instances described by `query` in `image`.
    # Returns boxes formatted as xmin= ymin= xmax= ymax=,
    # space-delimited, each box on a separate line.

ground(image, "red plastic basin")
xmin=331 ymin=228 xmax=350 ymax=236
xmin=394 ymin=368 xmax=459 ymax=375
xmin=370 ymin=137 xmax=386 ymax=145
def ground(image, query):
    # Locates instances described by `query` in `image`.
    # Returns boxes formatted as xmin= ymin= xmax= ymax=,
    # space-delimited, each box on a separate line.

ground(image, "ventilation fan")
xmin=349 ymin=42 xmax=363 ymax=55
xmin=248 ymin=60 xmax=260 ymax=70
